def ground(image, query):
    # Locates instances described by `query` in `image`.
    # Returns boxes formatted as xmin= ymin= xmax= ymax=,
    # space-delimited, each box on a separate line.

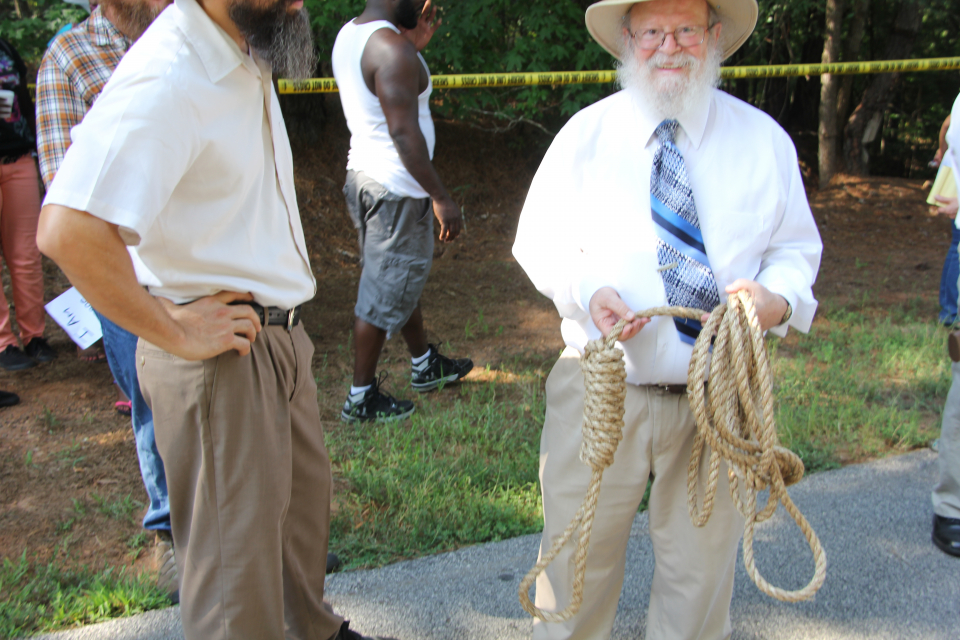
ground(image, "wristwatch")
xmin=780 ymin=301 xmax=793 ymax=325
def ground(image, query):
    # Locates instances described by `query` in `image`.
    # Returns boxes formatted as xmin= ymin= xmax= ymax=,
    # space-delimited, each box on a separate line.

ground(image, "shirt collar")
xmin=635 ymin=88 xmax=714 ymax=151
xmin=676 ymin=90 xmax=711 ymax=150
xmin=89 ymin=5 xmax=129 ymax=50
xmin=173 ymin=0 xmax=247 ymax=83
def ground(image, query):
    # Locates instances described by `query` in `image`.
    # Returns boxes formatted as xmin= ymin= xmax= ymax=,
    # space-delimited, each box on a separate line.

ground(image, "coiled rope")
xmin=519 ymin=291 xmax=826 ymax=622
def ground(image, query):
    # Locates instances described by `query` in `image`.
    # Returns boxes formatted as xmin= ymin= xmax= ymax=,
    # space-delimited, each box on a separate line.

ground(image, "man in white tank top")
xmin=333 ymin=0 xmax=473 ymax=423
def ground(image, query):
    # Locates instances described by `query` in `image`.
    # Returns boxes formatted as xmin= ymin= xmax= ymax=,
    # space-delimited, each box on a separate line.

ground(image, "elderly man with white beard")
xmin=512 ymin=1 xmax=822 ymax=639
xmin=36 ymin=0 xmax=388 ymax=638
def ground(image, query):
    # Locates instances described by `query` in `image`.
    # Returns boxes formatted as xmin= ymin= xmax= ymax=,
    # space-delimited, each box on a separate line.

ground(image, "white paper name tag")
xmin=44 ymin=287 xmax=102 ymax=350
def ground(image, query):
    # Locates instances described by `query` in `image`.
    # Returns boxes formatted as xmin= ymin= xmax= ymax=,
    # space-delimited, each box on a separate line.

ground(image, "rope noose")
xmin=518 ymin=291 xmax=826 ymax=622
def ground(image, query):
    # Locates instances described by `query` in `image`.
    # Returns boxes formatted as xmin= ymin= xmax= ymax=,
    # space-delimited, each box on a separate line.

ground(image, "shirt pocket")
xmin=701 ymin=209 xmax=773 ymax=283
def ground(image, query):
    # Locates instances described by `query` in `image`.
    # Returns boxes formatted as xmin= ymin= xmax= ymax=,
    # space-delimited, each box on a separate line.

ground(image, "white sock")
xmin=349 ymin=383 xmax=372 ymax=397
xmin=411 ymin=348 xmax=432 ymax=366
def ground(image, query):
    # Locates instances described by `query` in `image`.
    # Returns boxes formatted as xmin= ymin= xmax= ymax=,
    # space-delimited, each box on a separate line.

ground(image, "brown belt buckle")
xmin=949 ymin=331 xmax=960 ymax=363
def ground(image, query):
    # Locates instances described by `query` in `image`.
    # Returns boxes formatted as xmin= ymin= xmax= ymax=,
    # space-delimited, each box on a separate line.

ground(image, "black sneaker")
xmin=0 ymin=345 xmax=36 ymax=371
xmin=933 ymin=514 xmax=960 ymax=557
xmin=341 ymin=374 xmax=415 ymax=423
xmin=411 ymin=343 xmax=473 ymax=392
xmin=326 ymin=551 xmax=341 ymax=574
xmin=0 ymin=390 xmax=19 ymax=407
xmin=334 ymin=620 xmax=396 ymax=640
xmin=24 ymin=337 xmax=56 ymax=363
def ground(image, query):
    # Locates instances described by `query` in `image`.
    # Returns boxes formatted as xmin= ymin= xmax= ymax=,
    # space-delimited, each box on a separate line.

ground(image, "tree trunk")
xmin=818 ymin=0 xmax=846 ymax=187
xmin=843 ymin=0 xmax=921 ymax=175
xmin=837 ymin=0 xmax=870 ymax=123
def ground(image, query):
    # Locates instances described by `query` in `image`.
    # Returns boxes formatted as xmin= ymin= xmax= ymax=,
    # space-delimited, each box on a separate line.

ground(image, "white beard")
xmin=616 ymin=38 xmax=723 ymax=120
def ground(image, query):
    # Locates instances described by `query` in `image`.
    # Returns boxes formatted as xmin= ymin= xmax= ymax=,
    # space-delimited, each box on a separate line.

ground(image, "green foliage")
xmin=727 ymin=0 xmax=960 ymax=176
xmin=870 ymin=0 xmax=960 ymax=177
xmin=0 ymin=0 xmax=88 ymax=66
xmin=304 ymin=0 xmax=614 ymax=129
xmin=0 ymin=552 xmax=168 ymax=638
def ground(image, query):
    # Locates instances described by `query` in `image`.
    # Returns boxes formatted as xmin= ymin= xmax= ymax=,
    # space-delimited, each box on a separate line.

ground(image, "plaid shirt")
xmin=36 ymin=6 xmax=128 ymax=189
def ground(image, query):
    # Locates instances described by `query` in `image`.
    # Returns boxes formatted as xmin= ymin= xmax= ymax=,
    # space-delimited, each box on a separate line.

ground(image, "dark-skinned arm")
xmin=37 ymin=204 xmax=262 ymax=360
xmin=362 ymin=29 xmax=461 ymax=242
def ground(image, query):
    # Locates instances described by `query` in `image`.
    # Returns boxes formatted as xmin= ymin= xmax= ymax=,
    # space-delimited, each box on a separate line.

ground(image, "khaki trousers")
xmin=934 ymin=361 xmax=960 ymax=519
xmin=138 ymin=325 xmax=343 ymax=640
xmin=533 ymin=348 xmax=744 ymax=640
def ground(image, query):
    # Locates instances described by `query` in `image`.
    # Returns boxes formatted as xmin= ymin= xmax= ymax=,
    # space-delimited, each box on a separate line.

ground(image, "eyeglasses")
xmin=629 ymin=25 xmax=711 ymax=50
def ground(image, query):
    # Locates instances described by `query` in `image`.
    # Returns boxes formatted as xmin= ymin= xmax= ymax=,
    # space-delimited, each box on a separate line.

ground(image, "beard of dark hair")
xmin=395 ymin=0 xmax=423 ymax=30
xmin=101 ymin=0 xmax=166 ymax=42
xmin=229 ymin=0 xmax=316 ymax=79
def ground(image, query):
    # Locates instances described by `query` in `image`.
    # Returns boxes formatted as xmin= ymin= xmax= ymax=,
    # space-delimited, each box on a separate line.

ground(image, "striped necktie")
xmin=650 ymin=119 xmax=720 ymax=345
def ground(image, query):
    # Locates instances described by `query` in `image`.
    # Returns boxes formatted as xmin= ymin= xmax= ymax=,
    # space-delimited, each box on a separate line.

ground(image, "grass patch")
xmin=0 ymin=552 xmax=168 ymax=638
xmin=329 ymin=302 xmax=952 ymax=571
xmin=91 ymin=494 xmax=143 ymax=523
xmin=771 ymin=305 xmax=949 ymax=472
xmin=328 ymin=373 xmax=546 ymax=569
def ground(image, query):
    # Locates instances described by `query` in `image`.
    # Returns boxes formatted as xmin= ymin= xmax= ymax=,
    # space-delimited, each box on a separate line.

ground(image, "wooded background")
xmin=3 ymin=0 xmax=959 ymax=184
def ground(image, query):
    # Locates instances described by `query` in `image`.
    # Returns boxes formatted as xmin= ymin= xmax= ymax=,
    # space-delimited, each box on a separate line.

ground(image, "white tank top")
xmin=332 ymin=19 xmax=435 ymax=199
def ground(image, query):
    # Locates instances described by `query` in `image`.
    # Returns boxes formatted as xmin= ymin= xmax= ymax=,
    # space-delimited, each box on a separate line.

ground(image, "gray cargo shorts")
xmin=344 ymin=170 xmax=434 ymax=336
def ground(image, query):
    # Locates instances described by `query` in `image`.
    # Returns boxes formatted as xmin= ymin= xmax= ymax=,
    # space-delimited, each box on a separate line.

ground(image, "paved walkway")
xmin=32 ymin=450 xmax=960 ymax=640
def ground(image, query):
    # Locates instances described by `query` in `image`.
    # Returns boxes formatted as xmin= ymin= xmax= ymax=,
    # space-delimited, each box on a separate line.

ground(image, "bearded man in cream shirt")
xmin=35 ymin=0 xmax=388 ymax=638
xmin=513 ymin=0 xmax=822 ymax=638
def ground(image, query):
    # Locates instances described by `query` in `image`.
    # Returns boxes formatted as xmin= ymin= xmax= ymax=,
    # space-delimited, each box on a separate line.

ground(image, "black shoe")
xmin=326 ymin=551 xmax=341 ymax=574
xmin=933 ymin=514 xmax=960 ymax=557
xmin=334 ymin=620 xmax=396 ymax=640
xmin=24 ymin=337 xmax=56 ymax=363
xmin=341 ymin=374 xmax=414 ymax=423
xmin=0 ymin=390 xmax=19 ymax=407
xmin=410 ymin=343 xmax=473 ymax=392
xmin=0 ymin=345 xmax=36 ymax=371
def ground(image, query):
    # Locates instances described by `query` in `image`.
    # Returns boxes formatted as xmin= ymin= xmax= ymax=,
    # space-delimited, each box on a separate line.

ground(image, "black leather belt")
xmin=232 ymin=302 xmax=301 ymax=330
xmin=641 ymin=384 xmax=688 ymax=395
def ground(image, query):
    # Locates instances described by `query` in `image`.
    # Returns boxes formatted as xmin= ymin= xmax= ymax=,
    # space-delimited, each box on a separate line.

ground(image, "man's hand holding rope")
xmin=589 ymin=280 xmax=789 ymax=339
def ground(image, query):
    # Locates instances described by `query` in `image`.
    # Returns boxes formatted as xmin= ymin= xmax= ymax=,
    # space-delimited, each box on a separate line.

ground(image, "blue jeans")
xmin=940 ymin=225 xmax=960 ymax=324
xmin=95 ymin=311 xmax=171 ymax=531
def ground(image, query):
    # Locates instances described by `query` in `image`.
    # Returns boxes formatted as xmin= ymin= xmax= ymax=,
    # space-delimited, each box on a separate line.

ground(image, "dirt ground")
xmin=0 ymin=104 xmax=950 ymax=579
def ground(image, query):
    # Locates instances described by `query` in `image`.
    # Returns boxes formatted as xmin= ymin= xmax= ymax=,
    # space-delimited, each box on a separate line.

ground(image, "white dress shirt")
xmin=43 ymin=0 xmax=316 ymax=309
xmin=513 ymin=89 xmax=822 ymax=385
xmin=944 ymin=93 xmax=960 ymax=231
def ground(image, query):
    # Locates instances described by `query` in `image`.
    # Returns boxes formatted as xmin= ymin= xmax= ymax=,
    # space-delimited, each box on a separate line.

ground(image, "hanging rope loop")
xmin=519 ymin=292 xmax=826 ymax=622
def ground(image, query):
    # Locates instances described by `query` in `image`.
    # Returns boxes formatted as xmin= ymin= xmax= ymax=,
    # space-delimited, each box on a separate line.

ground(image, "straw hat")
xmin=585 ymin=0 xmax=758 ymax=61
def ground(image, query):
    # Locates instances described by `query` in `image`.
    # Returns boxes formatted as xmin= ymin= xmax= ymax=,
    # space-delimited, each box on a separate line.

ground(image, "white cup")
xmin=0 ymin=90 xmax=14 ymax=121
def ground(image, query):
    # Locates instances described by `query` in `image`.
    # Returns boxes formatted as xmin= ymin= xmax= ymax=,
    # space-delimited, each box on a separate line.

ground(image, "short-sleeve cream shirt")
xmin=43 ymin=0 xmax=316 ymax=309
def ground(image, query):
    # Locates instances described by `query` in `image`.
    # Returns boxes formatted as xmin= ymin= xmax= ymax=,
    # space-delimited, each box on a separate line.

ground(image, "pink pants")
xmin=0 ymin=155 xmax=45 ymax=350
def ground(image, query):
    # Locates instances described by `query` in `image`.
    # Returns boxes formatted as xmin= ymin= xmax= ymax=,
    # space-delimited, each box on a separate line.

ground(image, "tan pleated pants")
xmin=138 ymin=324 xmax=344 ymax=640
xmin=533 ymin=348 xmax=744 ymax=640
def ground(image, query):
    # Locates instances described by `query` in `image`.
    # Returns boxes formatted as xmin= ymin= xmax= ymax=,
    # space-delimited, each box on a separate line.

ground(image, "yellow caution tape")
xmin=721 ymin=56 xmax=960 ymax=79
xmin=27 ymin=56 xmax=959 ymax=94
xmin=278 ymin=56 xmax=960 ymax=94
